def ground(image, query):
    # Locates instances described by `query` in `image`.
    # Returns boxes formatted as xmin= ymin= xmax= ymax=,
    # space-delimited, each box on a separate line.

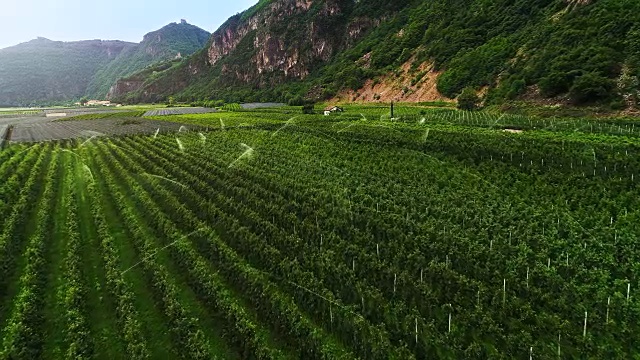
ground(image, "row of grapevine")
xmin=89 ymin=144 xmax=212 ymax=359
xmin=85 ymin=164 xmax=150 ymax=359
xmin=58 ymin=158 xmax=93 ymax=358
xmin=0 ymin=144 xmax=51 ymax=324
xmin=1 ymin=149 xmax=60 ymax=358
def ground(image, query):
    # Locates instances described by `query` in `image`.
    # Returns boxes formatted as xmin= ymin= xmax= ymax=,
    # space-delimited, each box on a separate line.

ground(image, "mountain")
xmin=112 ymin=0 xmax=640 ymax=108
xmin=89 ymin=21 xmax=210 ymax=99
xmin=0 ymin=38 xmax=135 ymax=106
xmin=0 ymin=21 xmax=210 ymax=106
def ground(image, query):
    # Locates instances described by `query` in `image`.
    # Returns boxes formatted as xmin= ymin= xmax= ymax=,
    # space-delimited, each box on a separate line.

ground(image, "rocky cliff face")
xmin=208 ymin=0 xmax=353 ymax=83
xmin=112 ymin=0 xmax=385 ymax=101
xmin=107 ymin=80 xmax=145 ymax=99
xmin=116 ymin=0 xmax=640 ymax=107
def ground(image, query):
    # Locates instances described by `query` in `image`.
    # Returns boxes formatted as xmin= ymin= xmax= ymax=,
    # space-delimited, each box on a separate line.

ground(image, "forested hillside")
xmin=87 ymin=21 xmax=210 ymax=99
xmin=113 ymin=0 xmax=640 ymax=108
xmin=0 ymin=38 xmax=134 ymax=106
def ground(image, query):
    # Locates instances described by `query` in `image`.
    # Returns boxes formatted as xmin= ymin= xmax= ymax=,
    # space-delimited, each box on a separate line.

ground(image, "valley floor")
xmin=0 ymin=104 xmax=638 ymax=359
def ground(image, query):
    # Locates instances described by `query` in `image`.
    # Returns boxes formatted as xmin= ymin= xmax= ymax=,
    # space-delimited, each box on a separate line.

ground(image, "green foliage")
xmin=302 ymin=103 xmax=315 ymax=114
xmin=457 ymin=87 xmax=480 ymax=110
xmin=222 ymin=103 xmax=242 ymax=111
xmin=437 ymin=37 xmax=514 ymax=98
xmin=569 ymin=72 xmax=615 ymax=104
xmin=288 ymin=96 xmax=304 ymax=106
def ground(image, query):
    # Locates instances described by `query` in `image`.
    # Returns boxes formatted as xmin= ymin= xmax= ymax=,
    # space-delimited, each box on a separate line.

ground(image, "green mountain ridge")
xmin=88 ymin=21 xmax=211 ymax=99
xmin=0 ymin=21 xmax=210 ymax=106
xmin=0 ymin=38 xmax=135 ymax=106
xmin=112 ymin=0 xmax=640 ymax=108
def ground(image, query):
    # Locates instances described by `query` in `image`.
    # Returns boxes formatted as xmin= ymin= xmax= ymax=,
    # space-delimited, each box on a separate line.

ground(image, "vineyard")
xmin=0 ymin=105 xmax=638 ymax=359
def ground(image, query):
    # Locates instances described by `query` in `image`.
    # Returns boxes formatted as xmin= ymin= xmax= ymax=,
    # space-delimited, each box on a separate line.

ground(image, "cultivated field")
xmin=8 ymin=118 xmax=192 ymax=143
xmin=0 ymin=105 xmax=638 ymax=359
xmin=240 ymin=102 xmax=285 ymax=109
xmin=143 ymin=107 xmax=219 ymax=116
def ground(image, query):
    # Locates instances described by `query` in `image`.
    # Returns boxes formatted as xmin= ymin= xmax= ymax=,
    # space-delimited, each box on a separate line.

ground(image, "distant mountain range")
xmin=0 ymin=21 xmax=209 ymax=106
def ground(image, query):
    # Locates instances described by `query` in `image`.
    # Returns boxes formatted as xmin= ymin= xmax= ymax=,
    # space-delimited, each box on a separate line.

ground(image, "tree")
xmin=569 ymin=72 xmax=614 ymax=104
xmin=288 ymin=96 xmax=304 ymax=106
xmin=457 ymin=87 xmax=480 ymax=110
xmin=302 ymin=103 xmax=315 ymax=114
xmin=79 ymin=97 xmax=88 ymax=106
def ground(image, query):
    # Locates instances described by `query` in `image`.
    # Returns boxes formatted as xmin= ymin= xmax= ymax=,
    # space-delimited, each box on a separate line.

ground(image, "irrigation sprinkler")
xmin=143 ymin=173 xmax=188 ymax=189
xmin=83 ymin=164 xmax=94 ymax=182
xmin=627 ymin=283 xmax=631 ymax=302
xmin=394 ymin=273 xmax=397 ymax=294
xmin=176 ymin=137 xmax=184 ymax=152
xmin=526 ymin=267 xmax=529 ymax=289
xmin=376 ymin=243 xmax=379 ymax=256
xmin=606 ymin=296 xmax=611 ymax=323
xmin=448 ymin=304 xmax=452 ymax=333
xmin=121 ymin=228 xmax=207 ymax=275
xmin=228 ymin=143 xmax=255 ymax=168
xmin=583 ymin=311 xmax=588 ymax=338
xmin=503 ymin=279 xmax=506 ymax=305
xmin=415 ymin=317 xmax=418 ymax=344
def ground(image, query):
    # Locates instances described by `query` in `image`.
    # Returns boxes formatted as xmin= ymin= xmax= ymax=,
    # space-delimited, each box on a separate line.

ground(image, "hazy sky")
xmin=0 ymin=0 xmax=258 ymax=49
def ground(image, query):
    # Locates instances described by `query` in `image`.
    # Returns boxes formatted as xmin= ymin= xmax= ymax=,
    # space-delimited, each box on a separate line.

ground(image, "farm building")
xmin=86 ymin=100 xmax=115 ymax=106
xmin=324 ymin=106 xmax=344 ymax=116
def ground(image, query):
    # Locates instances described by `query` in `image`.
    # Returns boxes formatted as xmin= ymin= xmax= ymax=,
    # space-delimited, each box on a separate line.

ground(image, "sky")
xmin=0 ymin=0 xmax=258 ymax=49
